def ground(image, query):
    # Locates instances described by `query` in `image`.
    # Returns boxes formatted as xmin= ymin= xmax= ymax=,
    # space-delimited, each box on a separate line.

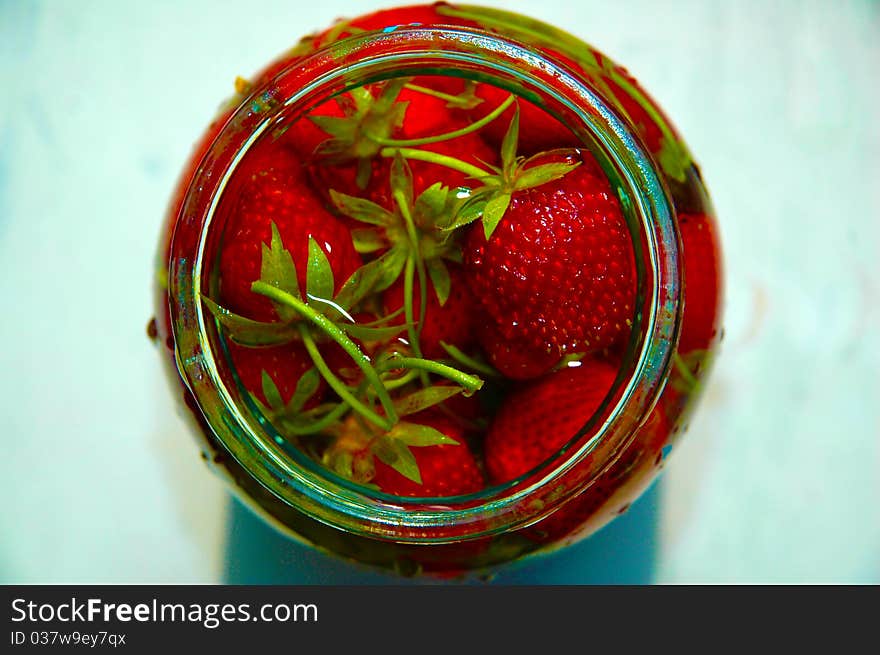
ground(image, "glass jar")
xmin=152 ymin=3 xmax=722 ymax=577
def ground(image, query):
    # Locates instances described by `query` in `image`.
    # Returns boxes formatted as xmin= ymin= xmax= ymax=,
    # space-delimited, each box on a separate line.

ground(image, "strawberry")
xmin=476 ymin=321 xmax=561 ymax=381
xmin=678 ymin=212 xmax=722 ymax=353
xmin=523 ymin=400 xmax=673 ymax=544
xmin=471 ymin=83 xmax=579 ymax=156
xmin=484 ymin=358 xmax=617 ymax=484
xmin=463 ymin=147 xmax=636 ymax=377
xmin=395 ymin=76 xmax=483 ymax=139
xmin=382 ymin=264 xmax=477 ymax=359
xmin=371 ymin=414 xmax=484 ymax=497
xmin=217 ymin=145 xmax=361 ymax=322
xmin=226 ymin=340 xmax=322 ymax=410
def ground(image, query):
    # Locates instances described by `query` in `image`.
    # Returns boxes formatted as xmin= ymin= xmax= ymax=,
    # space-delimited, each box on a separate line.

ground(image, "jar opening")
xmin=170 ymin=26 xmax=680 ymax=542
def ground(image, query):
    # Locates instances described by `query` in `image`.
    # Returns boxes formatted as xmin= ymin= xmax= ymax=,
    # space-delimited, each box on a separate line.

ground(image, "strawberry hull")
xmin=154 ymin=3 xmax=722 ymax=577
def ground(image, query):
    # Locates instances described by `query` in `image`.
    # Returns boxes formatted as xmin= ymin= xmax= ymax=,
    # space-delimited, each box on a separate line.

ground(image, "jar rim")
xmin=167 ymin=25 xmax=681 ymax=542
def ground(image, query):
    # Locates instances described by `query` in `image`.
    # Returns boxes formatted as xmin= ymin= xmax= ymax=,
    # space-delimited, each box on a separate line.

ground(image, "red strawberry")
xmin=523 ymin=400 xmax=673 ymax=544
xmin=217 ymin=145 xmax=361 ymax=321
xmin=371 ymin=414 xmax=484 ymax=497
xmin=395 ymin=76 xmax=477 ymax=139
xmin=226 ymin=340 xmax=322 ymax=410
xmin=472 ymin=83 xmax=580 ymax=156
xmin=678 ymin=212 xmax=723 ymax=353
xmin=464 ymin=149 xmax=636 ymax=377
xmin=484 ymin=358 xmax=618 ymax=484
xmin=382 ymin=264 xmax=477 ymax=359
xmin=476 ymin=321 xmax=561 ymax=381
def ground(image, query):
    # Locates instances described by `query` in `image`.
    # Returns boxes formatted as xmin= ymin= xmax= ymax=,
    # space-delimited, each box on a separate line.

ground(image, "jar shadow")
xmin=224 ymin=482 xmax=660 ymax=585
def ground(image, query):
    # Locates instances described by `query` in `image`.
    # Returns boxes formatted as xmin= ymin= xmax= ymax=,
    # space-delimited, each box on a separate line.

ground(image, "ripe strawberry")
xmin=382 ymin=264 xmax=477 ymax=359
xmin=395 ymin=76 xmax=480 ymax=139
xmin=471 ymin=83 xmax=580 ymax=156
xmin=226 ymin=340 xmax=322 ymax=410
xmin=678 ymin=212 xmax=722 ymax=353
xmin=217 ymin=145 xmax=361 ymax=322
xmin=523 ymin=401 xmax=673 ymax=544
xmin=484 ymin=358 xmax=618 ymax=484
xmin=476 ymin=321 xmax=561 ymax=381
xmin=371 ymin=414 xmax=484 ymax=497
xmin=464 ymin=148 xmax=636 ymax=377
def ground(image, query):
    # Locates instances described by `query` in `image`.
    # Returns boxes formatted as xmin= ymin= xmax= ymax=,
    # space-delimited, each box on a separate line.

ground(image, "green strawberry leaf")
xmin=260 ymin=370 xmax=285 ymax=413
xmin=326 ymin=449 xmax=354 ymax=480
xmin=286 ymin=367 xmax=321 ymax=414
xmin=306 ymin=237 xmax=335 ymax=302
xmin=657 ymin=137 xmax=692 ymax=184
xmin=334 ymin=246 xmax=407 ymax=310
xmin=391 ymin=387 xmax=464 ymax=418
xmin=444 ymin=192 xmax=488 ymax=232
xmin=414 ymin=182 xmax=451 ymax=227
xmin=446 ymin=81 xmax=483 ymax=110
xmin=500 ymin=106 xmax=520 ymax=170
xmin=348 ymin=85 xmax=374 ymax=114
xmin=390 ymin=152 xmax=415 ymax=212
xmin=350 ymin=228 xmax=389 ymax=254
xmin=373 ymin=436 xmax=422 ymax=484
xmin=440 ymin=341 xmax=502 ymax=379
xmin=482 ymin=192 xmax=512 ymax=239
xmin=373 ymin=78 xmax=410 ymax=115
xmin=201 ymin=296 xmax=299 ymax=346
xmin=388 ymin=421 xmax=459 ymax=447
xmin=330 ymin=190 xmax=396 ymax=226
xmin=356 ymin=307 xmax=406 ymax=327
xmin=260 ymin=222 xmax=301 ymax=322
xmin=339 ymin=322 xmax=408 ymax=342
xmin=426 ymin=258 xmax=451 ymax=306
xmin=514 ymin=161 xmax=580 ymax=191
xmin=309 ymin=115 xmax=356 ymax=147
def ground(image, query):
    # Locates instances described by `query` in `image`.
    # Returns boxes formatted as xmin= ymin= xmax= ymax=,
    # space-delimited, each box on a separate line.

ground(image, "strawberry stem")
xmin=251 ymin=281 xmax=398 ymax=424
xmin=402 ymin=255 xmax=423 ymax=358
xmin=380 ymin=147 xmax=491 ymax=180
xmin=280 ymin=401 xmax=350 ymax=435
xmin=380 ymin=369 xmax=420 ymax=392
xmin=395 ymin=191 xmax=429 ymax=354
xmin=403 ymin=82 xmax=470 ymax=105
xmin=299 ymin=326 xmax=393 ymax=431
xmin=439 ymin=341 xmax=502 ymax=379
xmin=383 ymin=354 xmax=484 ymax=394
xmin=368 ymin=94 xmax=515 ymax=147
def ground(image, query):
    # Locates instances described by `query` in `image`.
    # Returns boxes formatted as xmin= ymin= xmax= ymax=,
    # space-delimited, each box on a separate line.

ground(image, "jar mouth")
xmin=169 ymin=26 xmax=680 ymax=542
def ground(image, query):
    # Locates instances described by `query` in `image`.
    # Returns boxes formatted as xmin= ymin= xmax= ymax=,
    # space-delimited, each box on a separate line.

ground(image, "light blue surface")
xmin=225 ymin=484 xmax=660 ymax=584
xmin=1 ymin=0 xmax=878 ymax=583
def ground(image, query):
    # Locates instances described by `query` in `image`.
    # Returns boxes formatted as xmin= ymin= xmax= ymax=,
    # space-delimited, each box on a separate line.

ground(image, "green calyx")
xmin=307 ymin=78 xmax=504 ymax=189
xmin=329 ymin=153 xmax=465 ymax=309
xmin=381 ymin=104 xmax=581 ymax=240
xmin=322 ymin=413 xmax=460 ymax=486
xmin=445 ymin=106 xmax=581 ymax=239
xmin=310 ymin=78 xmax=410 ymax=188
